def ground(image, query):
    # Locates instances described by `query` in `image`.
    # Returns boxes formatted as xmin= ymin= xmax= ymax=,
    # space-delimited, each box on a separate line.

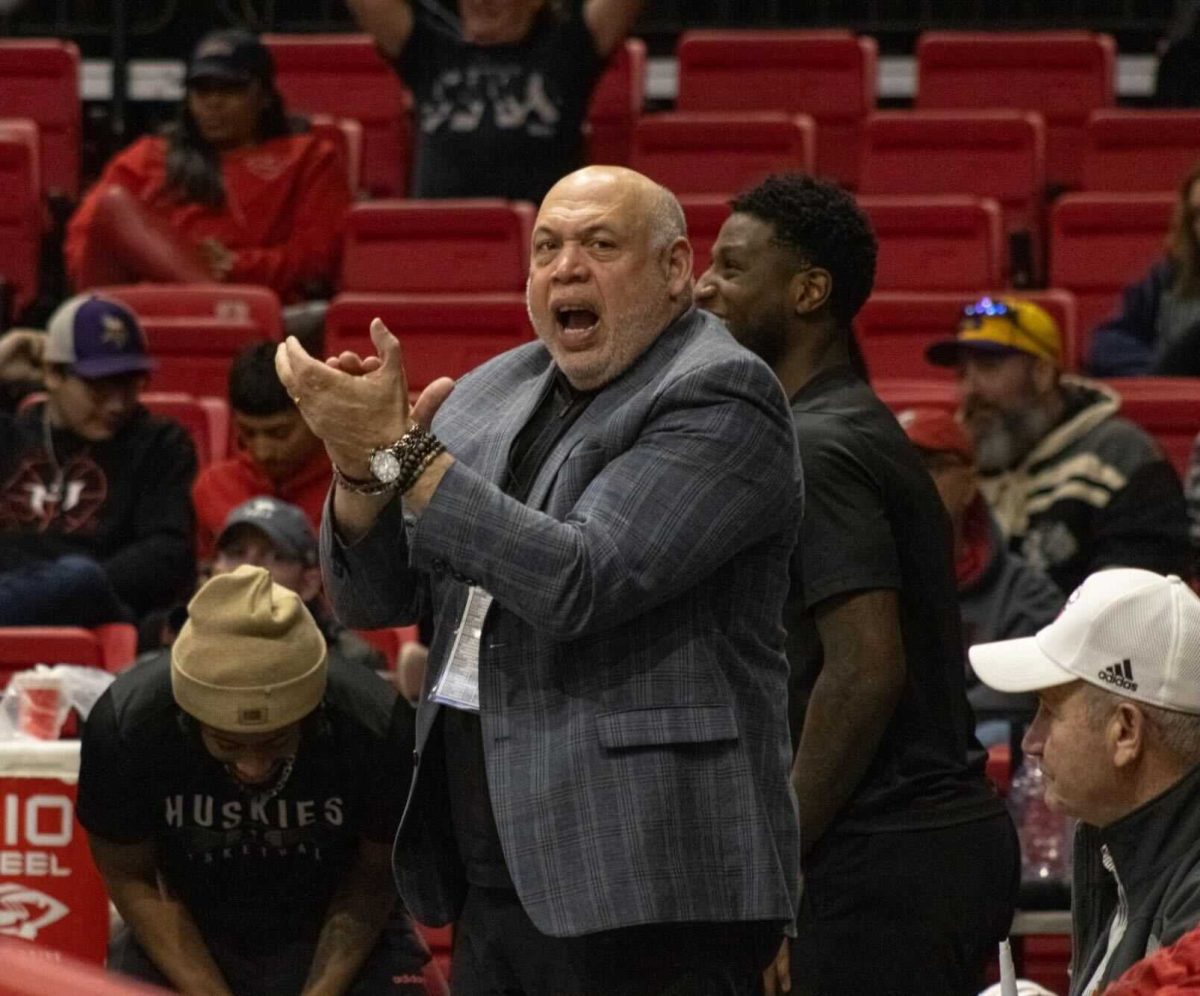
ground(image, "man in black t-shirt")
xmin=77 ymin=566 xmax=428 ymax=996
xmin=346 ymin=0 xmax=644 ymax=202
xmin=697 ymin=174 xmax=1019 ymax=996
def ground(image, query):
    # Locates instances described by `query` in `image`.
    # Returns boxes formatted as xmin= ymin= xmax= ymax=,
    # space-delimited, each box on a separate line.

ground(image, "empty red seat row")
xmin=0 ymin=38 xmax=80 ymax=199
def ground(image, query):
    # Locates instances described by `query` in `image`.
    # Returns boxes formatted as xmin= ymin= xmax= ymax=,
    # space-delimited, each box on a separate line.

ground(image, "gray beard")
xmin=973 ymin=405 xmax=1056 ymax=473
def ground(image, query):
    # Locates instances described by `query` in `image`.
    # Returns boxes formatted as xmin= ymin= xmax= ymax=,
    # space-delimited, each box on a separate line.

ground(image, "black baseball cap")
xmin=186 ymin=29 xmax=274 ymax=87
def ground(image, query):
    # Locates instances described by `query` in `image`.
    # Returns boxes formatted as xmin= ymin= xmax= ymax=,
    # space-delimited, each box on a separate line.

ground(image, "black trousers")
xmin=451 ymin=885 xmax=785 ymax=996
xmin=790 ymin=812 xmax=1021 ymax=996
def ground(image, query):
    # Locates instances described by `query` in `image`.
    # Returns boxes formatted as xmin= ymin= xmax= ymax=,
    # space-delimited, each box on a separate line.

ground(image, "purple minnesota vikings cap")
xmin=43 ymin=294 xmax=156 ymax=379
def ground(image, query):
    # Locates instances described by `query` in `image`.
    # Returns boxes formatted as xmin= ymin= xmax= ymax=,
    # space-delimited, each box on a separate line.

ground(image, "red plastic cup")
xmin=13 ymin=672 xmax=65 ymax=740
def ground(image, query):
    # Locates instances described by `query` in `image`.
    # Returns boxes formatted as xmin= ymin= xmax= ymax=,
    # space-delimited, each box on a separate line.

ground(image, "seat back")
xmin=0 ymin=132 xmax=40 ymax=316
xmin=631 ymin=112 xmax=814 ymax=197
xmin=0 ymin=624 xmax=136 ymax=687
xmin=871 ymin=376 xmax=959 ymax=414
xmin=859 ymin=195 xmax=1006 ymax=291
xmin=139 ymin=393 xmax=231 ymax=468
xmin=1102 ymin=377 xmax=1200 ymax=479
xmin=340 ymin=200 xmax=534 ymax=293
xmin=0 ymin=39 xmax=80 ymax=198
xmin=586 ymin=38 xmax=646 ymax=166
xmin=915 ymin=31 xmax=1115 ymax=189
xmin=307 ymin=115 xmax=364 ymax=193
xmin=1048 ymin=193 xmax=1175 ymax=355
xmin=860 ymin=110 xmax=1046 ymax=242
xmin=1082 ymin=110 xmax=1200 ymax=194
xmin=101 ymin=283 xmax=284 ymax=338
xmin=676 ymin=30 xmax=876 ymax=188
xmin=679 ymin=195 xmax=731 ymax=278
xmin=263 ymin=33 xmax=410 ymax=197
xmin=140 ymin=321 xmax=267 ymax=397
xmin=856 ymin=289 xmax=1080 ymax=381
xmin=327 ymin=294 xmax=533 ymax=392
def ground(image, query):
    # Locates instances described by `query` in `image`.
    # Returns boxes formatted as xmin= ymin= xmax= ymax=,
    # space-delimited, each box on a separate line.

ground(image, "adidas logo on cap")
xmin=1097 ymin=658 xmax=1138 ymax=692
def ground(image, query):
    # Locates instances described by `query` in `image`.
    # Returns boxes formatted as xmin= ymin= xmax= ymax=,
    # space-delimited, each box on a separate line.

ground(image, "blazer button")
xmin=430 ymin=559 xmax=447 ymax=575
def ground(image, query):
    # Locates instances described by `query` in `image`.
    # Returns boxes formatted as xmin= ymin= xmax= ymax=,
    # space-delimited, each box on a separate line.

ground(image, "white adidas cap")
xmin=970 ymin=568 xmax=1200 ymax=715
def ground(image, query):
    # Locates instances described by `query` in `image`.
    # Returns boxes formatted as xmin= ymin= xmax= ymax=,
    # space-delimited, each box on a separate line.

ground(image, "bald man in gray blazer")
xmin=281 ymin=166 xmax=801 ymax=996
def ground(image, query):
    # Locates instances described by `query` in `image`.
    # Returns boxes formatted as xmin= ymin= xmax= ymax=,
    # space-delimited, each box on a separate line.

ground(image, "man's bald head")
xmin=527 ymin=167 xmax=694 ymax=391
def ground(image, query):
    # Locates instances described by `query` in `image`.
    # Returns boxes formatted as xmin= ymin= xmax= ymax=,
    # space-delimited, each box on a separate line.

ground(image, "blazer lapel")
xmin=524 ymin=316 xmax=691 ymax=510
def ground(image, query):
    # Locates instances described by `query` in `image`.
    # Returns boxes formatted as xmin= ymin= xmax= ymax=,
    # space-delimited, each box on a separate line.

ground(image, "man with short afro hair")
xmin=698 ymin=173 xmax=1018 ymax=996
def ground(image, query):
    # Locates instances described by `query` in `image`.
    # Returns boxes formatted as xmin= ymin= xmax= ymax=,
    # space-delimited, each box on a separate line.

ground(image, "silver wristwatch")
xmin=368 ymin=441 xmax=405 ymax=485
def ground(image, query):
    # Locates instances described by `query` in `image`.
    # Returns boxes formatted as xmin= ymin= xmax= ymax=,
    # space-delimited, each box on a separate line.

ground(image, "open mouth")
xmin=554 ymin=306 xmax=600 ymax=339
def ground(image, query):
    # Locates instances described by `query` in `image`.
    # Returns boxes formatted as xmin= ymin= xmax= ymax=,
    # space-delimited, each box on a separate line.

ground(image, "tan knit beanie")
xmin=171 ymin=565 xmax=327 ymax=733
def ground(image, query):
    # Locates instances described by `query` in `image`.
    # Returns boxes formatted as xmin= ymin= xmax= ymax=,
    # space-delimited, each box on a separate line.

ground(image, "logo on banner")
xmin=0 ymin=883 xmax=70 ymax=939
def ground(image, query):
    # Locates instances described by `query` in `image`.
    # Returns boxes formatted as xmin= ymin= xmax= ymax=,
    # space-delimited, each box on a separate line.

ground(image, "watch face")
xmin=370 ymin=448 xmax=402 ymax=484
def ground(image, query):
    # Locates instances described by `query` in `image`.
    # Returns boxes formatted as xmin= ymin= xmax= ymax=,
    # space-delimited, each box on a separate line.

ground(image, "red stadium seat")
xmin=354 ymin=626 xmax=421 ymax=671
xmin=101 ymin=283 xmax=284 ymax=339
xmin=308 ymin=114 xmax=364 ymax=194
xmin=1047 ymin=193 xmax=1176 ymax=355
xmin=1082 ymin=109 xmax=1200 ymax=194
xmin=139 ymin=393 xmax=231 ymax=468
xmin=1102 ymin=378 xmax=1200 ymax=480
xmin=858 ymin=196 xmax=1006 ymax=291
xmin=0 ymin=39 xmax=81 ymax=199
xmin=326 ymin=293 xmax=533 ymax=391
xmin=0 ymin=624 xmax=136 ymax=687
xmin=679 ymin=195 xmax=731 ymax=278
xmin=676 ymin=30 xmax=876 ymax=188
xmin=586 ymin=38 xmax=646 ymax=166
xmin=137 ymin=320 xmax=266 ymax=396
xmin=0 ymin=131 xmax=40 ymax=317
xmin=417 ymin=923 xmax=454 ymax=987
xmin=860 ymin=111 xmax=1046 ymax=249
xmin=871 ymin=377 xmax=958 ymax=414
xmin=340 ymin=200 xmax=534 ymax=294
xmin=915 ymin=31 xmax=1115 ymax=190
xmin=856 ymin=290 xmax=1079 ymax=380
xmin=263 ymin=33 xmax=411 ymax=197
xmin=631 ymin=112 xmax=814 ymax=197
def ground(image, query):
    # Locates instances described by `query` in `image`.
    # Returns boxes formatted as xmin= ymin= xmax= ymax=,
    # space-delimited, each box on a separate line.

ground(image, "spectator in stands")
xmin=0 ymin=327 xmax=45 ymax=413
xmin=65 ymin=29 xmax=352 ymax=305
xmin=192 ymin=340 xmax=330 ymax=561
xmin=142 ymin=497 xmax=385 ymax=674
xmin=77 ymin=567 xmax=429 ymax=995
xmin=0 ymin=294 xmax=195 ymax=626
xmin=696 ymin=173 xmax=1018 ymax=996
xmin=898 ymin=406 xmax=1063 ymax=742
xmin=972 ymin=568 xmax=1200 ymax=996
xmin=926 ymin=295 xmax=1190 ymax=595
xmin=346 ymin=0 xmax=644 ymax=203
xmin=282 ymin=165 xmax=800 ymax=992
xmin=1088 ymin=162 xmax=1200 ymax=375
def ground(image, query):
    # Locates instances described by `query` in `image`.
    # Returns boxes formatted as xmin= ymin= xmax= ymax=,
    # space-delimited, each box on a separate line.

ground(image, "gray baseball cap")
xmin=216 ymin=497 xmax=317 ymax=565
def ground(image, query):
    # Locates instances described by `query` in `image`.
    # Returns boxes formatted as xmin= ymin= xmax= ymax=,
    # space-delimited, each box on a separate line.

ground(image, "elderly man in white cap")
xmin=971 ymin=568 xmax=1200 ymax=996
xmin=76 ymin=566 xmax=429 ymax=995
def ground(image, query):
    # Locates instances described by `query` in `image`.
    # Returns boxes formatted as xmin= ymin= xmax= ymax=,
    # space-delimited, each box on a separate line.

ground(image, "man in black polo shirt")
xmin=77 ymin=566 xmax=428 ymax=995
xmin=697 ymin=173 xmax=1019 ymax=996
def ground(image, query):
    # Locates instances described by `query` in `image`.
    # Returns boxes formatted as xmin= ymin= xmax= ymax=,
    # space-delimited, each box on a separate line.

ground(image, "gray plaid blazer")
xmin=323 ymin=307 xmax=802 ymax=937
